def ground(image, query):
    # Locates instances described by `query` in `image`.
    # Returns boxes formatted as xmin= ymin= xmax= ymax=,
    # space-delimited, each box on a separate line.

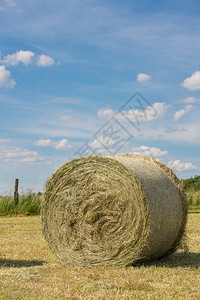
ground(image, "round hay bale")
xmin=41 ymin=154 xmax=187 ymax=267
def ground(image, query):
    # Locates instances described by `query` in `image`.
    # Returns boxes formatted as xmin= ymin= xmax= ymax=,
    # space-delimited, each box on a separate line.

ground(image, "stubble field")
xmin=0 ymin=213 xmax=200 ymax=300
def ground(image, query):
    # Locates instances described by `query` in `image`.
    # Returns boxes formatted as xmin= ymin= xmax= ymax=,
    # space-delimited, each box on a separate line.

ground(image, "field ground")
xmin=0 ymin=214 xmax=200 ymax=300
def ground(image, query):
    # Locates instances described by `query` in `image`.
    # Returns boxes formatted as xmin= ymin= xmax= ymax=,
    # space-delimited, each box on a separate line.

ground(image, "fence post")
xmin=14 ymin=179 xmax=19 ymax=206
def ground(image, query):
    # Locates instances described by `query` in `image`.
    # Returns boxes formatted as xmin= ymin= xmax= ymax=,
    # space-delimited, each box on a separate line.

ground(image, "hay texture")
xmin=41 ymin=154 xmax=187 ymax=267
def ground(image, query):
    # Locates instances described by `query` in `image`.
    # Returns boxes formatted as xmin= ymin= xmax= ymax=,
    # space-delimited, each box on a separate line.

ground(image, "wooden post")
xmin=14 ymin=178 xmax=19 ymax=206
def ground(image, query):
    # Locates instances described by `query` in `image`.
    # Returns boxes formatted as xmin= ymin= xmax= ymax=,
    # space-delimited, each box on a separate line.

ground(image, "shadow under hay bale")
xmin=0 ymin=259 xmax=45 ymax=268
xmin=41 ymin=154 xmax=188 ymax=267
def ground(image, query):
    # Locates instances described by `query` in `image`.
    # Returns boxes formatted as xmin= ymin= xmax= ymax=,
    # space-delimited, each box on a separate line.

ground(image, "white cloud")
xmin=3 ymin=0 xmax=16 ymax=7
xmin=37 ymin=55 xmax=54 ymax=66
xmin=137 ymin=73 xmax=152 ymax=82
xmin=1 ymin=51 xmax=55 ymax=67
xmin=132 ymin=145 xmax=168 ymax=157
xmin=35 ymin=138 xmax=71 ymax=150
xmin=89 ymin=136 xmax=116 ymax=148
xmin=168 ymin=160 xmax=198 ymax=172
xmin=136 ymin=122 xmax=200 ymax=145
xmin=179 ymin=97 xmax=200 ymax=104
xmin=0 ymin=139 xmax=47 ymax=164
xmin=35 ymin=139 xmax=52 ymax=147
xmin=0 ymin=51 xmax=55 ymax=89
xmin=181 ymin=71 xmax=200 ymax=91
xmin=1 ymin=50 xmax=35 ymax=66
xmin=88 ymin=135 xmax=129 ymax=155
xmin=164 ymin=125 xmax=187 ymax=133
xmin=60 ymin=115 xmax=72 ymax=121
xmin=147 ymin=102 xmax=169 ymax=120
xmin=0 ymin=138 xmax=10 ymax=143
xmin=55 ymin=139 xmax=70 ymax=150
xmin=118 ymin=102 xmax=169 ymax=122
xmin=174 ymin=105 xmax=194 ymax=121
xmin=98 ymin=108 xmax=114 ymax=118
xmin=0 ymin=65 xmax=16 ymax=88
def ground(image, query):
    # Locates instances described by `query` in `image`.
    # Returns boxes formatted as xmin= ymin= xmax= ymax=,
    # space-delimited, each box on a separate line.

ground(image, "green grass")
xmin=0 ymin=214 xmax=199 ymax=299
xmin=0 ymin=193 xmax=41 ymax=216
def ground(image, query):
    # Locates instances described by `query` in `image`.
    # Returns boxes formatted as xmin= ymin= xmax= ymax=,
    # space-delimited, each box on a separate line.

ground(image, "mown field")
xmin=0 ymin=213 xmax=200 ymax=300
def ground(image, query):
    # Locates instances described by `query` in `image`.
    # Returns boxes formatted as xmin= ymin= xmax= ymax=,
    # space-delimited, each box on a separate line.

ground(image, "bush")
xmin=182 ymin=175 xmax=200 ymax=192
xmin=182 ymin=176 xmax=200 ymax=210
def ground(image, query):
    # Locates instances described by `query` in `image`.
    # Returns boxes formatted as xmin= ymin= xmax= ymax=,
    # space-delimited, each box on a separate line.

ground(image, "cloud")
xmin=179 ymin=97 xmax=200 ymax=104
xmin=98 ymin=108 xmax=114 ymax=118
xmin=55 ymin=139 xmax=70 ymax=150
xmin=168 ymin=160 xmax=198 ymax=172
xmin=0 ymin=66 xmax=16 ymax=88
xmin=174 ymin=105 xmax=194 ymax=121
xmin=118 ymin=102 xmax=169 ymax=123
xmin=60 ymin=115 xmax=72 ymax=121
xmin=3 ymin=0 xmax=16 ymax=7
xmin=0 ymin=139 xmax=47 ymax=164
xmin=35 ymin=139 xmax=52 ymax=147
xmin=1 ymin=0 xmax=17 ymax=8
xmin=35 ymin=138 xmax=71 ymax=150
xmin=132 ymin=145 xmax=168 ymax=157
xmin=0 ymin=51 xmax=55 ymax=88
xmin=181 ymin=71 xmax=200 ymax=91
xmin=98 ymin=102 xmax=170 ymax=127
xmin=0 ymin=138 xmax=10 ymax=143
xmin=37 ymin=54 xmax=54 ymax=67
xmin=1 ymin=51 xmax=55 ymax=67
xmin=138 ymin=122 xmax=200 ymax=145
xmin=89 ymin=136 xmax=116 ymax=148
xmin=137 ymin=73 xmax=151 ymax=82
xmin=1 ymin=50 xmax=35 ymax=66
xmin=164 ymin=125 xmax=188 ymax=133
xmin=146 ymin=102 xmax=169 ymax=120
xmin=88 ymin=134 xmax=129 ymax=155
xmin=89 ymin=136 xmax=116 ymax=155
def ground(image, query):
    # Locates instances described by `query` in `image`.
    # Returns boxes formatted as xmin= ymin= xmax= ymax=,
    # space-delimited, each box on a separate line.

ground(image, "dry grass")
xmin=0 ymin=214 xmax=200 ymax=299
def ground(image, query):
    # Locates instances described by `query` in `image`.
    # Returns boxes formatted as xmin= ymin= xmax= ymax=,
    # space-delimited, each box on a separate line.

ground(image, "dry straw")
xmin=41 ymin=154 xmax=187 ymax=267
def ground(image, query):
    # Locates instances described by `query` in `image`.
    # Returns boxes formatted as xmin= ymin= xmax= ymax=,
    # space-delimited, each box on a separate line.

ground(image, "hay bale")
xmin=41 ymin=154 xmax=187 ymax=267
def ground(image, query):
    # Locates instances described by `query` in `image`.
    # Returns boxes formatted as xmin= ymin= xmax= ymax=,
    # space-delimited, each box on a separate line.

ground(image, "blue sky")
xmin=0 ymin=0 xmax=200 ymax=194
